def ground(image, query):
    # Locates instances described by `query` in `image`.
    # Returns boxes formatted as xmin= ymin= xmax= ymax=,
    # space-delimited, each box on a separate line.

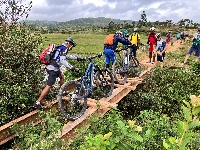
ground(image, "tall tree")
xmin=140 ymin=11 xmax=147 ymax=26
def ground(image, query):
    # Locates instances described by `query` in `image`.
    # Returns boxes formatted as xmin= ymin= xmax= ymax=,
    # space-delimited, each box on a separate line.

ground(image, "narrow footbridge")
xmin=0 ymin=67 xmax=152 ymax=146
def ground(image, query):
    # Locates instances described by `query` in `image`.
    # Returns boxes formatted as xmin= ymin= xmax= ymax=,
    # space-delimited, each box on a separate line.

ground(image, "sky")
xmin=24 ymin=0 xmax=200 ymax=23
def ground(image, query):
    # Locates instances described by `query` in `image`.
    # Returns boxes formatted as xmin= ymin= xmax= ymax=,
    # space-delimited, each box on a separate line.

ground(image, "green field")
xmin=41 ymin=33 xmax=148 ymax=54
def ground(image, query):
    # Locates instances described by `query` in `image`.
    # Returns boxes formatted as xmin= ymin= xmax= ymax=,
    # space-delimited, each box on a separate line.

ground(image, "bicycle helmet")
xmin=116 ymin=30 xmax=122 ymax=35
xmin=133 ymin=28 xmax=137 ymax=32
xmin=65 ymin=37 xmax=76 ymax=47
xmin=155 ymin=33 xmax=161 ymax=38
xmin=125 ymin=34 xmax=129 ymax=37
xmin=150 ymin=27 xmax=155 ymax=31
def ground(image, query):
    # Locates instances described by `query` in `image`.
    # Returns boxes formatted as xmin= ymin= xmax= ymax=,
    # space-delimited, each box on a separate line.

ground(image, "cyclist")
xmin=183 ymin=27 xmax=200 ymax=64
xmin=104 ymin=31 xmax=132 ymax=69
xmin=123 ymin=29 xmax=129 ymax=38
xmin=155 ymin=33 xmax=167 ymax=68
xmin=176 ymin=31 xmax=181 ymax=43
xmin=33 ymin=37 xmax=80 ymax=110
xmin=166 ymin=31 xmax=172 ymax=44
xmin=147 ymin=27 xmax=157 ymax=64
xmin=129 ymin=28 xmax=140 ymax=57
xmin=180 ymin=32 xmax=185 ymax=44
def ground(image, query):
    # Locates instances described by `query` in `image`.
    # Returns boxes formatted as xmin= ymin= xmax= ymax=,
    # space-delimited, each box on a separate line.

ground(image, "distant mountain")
xmin=23 ymin=17 xmax=136 ymax=28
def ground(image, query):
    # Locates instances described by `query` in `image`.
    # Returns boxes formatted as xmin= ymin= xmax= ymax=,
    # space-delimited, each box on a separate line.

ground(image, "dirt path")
xmin=139 ymin=40 xmax=182 ymax=68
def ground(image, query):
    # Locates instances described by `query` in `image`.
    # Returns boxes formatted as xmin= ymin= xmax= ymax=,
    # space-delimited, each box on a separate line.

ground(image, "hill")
xmin=23 ymin=17 xmax=136 ymax=28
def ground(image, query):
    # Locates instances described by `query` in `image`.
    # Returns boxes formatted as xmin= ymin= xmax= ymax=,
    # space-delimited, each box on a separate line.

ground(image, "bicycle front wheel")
xmin=58 ymin=80 xmax=87 ymax=121
xmin=129 ymin=57 xmax=142 ymax=77
xmin=95 ymin=68 xmax=114 ymax=97
xmin=112 ymin=61 xmax=127 ymax=85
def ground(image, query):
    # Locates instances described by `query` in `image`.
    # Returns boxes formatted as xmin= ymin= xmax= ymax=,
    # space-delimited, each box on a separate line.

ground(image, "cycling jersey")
xmin=130 ymin=33 xmax=140 ymax=46
xmin=46 ymin=44 xmax=77 ymax=71
xmin=192 ymin=33 xmax=200 ymax=45
xmin=156 ymin=39 xmax=166 ymax=52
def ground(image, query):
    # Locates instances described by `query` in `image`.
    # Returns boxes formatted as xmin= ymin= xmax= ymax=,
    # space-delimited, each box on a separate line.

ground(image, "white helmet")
xmin=150 ymin=27 xmax=155 ymax=31
xmin=155 ymin=33 xmax=161 ymax=38
xmin=133 ymin=28 xmax=137 ymax=32
xmin=116 ymin=30 xmax=122 ymax=35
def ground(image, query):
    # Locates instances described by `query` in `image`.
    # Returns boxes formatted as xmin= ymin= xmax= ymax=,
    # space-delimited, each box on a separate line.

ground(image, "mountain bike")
xmin=57 ymin=54 xmax=114 ymax=121
xmin=112 ymin=48 xmax=142 ymax=85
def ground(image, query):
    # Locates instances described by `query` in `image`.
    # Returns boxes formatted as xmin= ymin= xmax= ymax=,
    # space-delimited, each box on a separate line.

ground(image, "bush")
xmin=0 ymin=0 xmax=43 ymax=125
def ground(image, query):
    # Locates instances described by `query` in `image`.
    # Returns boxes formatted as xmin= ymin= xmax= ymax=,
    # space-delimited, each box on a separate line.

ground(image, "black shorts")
xmin=46 ymin=69 xmax=61 ymax=86
xmin=157 ymin=52 xmax=165 ymax=62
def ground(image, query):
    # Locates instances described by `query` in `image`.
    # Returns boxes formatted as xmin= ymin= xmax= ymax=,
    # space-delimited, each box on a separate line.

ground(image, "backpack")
xmin=130 ymin=33 xmax=139 ymax=43
xmin=104 ymin=34 xmax=115 ymax=45
xmin=40 ymin=44 xmax=58 ymax=65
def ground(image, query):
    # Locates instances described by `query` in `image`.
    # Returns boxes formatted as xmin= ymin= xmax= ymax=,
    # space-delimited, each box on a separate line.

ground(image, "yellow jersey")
xmin=130 ymin=33 xmax=140 ymax=46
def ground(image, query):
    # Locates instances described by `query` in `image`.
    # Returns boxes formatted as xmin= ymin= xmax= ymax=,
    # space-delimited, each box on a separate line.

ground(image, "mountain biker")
xmin=155 ymin=33 xmax=167 ymax=68
xmin=129 ymin=28 xmax=140 ymax=57
xmin=183 ymin=27 xmax=200 ymax=64
xmin=147 ymin=27 xmax=157 ymax=64
xmin=33 ymin=37 xmax=80 ymax=110
xmin=180 ymin=32 xmax=185 ymax=44
xmin=123 ymin=29 xmax=129 ymax=38
xmin=166 ymin=31 xmax=172 ymax=44
xmin=104 ymin=31 xmax=132 ymax=69
xmin=176 ymin=31 xmax=181 ymax=43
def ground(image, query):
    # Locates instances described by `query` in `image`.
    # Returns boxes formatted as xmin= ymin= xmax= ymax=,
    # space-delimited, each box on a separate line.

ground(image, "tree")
xmin=0 ymin=0 xmax=43 ymax=125
xmin=140 ymin=11 xmax=147 ymax=26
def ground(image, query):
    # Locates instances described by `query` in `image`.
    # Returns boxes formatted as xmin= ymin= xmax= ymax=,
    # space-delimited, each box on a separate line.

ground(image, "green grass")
xmin=41 ymin=33 xmax=147 ymax=54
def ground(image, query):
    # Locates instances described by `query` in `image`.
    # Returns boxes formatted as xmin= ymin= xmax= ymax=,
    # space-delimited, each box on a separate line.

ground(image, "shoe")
xmin=33 ymin=102 xmax=44 ymax=110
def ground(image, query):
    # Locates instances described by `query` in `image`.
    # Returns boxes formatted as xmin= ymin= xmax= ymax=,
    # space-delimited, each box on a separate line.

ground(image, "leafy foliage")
xmin=118 ymin=67 xmax=200 ymax=118
xmin=0 ymin=0 xmax=43 ymax=125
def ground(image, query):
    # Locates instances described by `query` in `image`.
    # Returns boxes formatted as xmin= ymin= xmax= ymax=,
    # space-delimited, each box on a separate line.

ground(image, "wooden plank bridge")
xmin=0 ymin=67 xmax=151 ymax=146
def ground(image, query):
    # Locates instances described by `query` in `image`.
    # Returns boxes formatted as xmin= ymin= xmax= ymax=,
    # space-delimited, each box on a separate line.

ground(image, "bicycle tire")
xmin=95 ymin=68 xmax=114 ymax=97
xmin=58 ymin=80 xmax=87 ymax=121
xmin=129 ymin=57 xmax=142 ymax=77
xmin=112 ymin=60 xmax=127 ymax=85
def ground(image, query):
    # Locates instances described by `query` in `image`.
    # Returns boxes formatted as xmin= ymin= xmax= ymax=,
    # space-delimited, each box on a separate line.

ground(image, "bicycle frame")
xmin=76 ymin=55 xmax=102 ymax=99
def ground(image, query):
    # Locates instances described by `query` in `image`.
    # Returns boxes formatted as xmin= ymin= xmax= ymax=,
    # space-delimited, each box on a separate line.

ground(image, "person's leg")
xmin=147 ymin=44 xmax=153 ymax=63
xmin=184 ymin=45 xmax=195 ymax=64
xmin=104 ymin=49 xmax=111 ymax=68
xmin=195 ymin=45 xmax=200 ymax=62
xmin=33 ymin=70 xmax=58 ymax=109
xmin=132 ymin=46 xmax=137 ymax=57
xmin=59 ymin=73 xmax=64 ymax=87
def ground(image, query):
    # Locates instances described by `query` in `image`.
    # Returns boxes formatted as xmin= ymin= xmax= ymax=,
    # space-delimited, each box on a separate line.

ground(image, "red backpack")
xmin=40 ymin=44 xmax=58 ymax=65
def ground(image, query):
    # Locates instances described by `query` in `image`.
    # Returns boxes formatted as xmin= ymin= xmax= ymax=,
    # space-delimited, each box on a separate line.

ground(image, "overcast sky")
xmin=26 ymin=0 xmax=200 ymax=23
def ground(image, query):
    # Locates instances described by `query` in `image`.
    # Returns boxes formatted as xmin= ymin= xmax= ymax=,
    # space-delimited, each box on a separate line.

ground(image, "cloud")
xmin=26 ymin=0 xmax=200 ymax=23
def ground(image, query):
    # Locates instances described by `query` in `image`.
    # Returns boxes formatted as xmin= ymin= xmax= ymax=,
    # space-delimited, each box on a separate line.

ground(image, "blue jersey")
xmin=53 ymin=44 xmax=68 ymax=61
xmin=177 ymin=33 xmax=181 ymax=38
xmin=104 ymin=34 xmax=131 ymax=50
xmin=156 ymin=39 xmax=166 ymax=52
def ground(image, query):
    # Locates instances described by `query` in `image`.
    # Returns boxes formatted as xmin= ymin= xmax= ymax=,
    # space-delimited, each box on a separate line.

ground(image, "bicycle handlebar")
xmin=81 ymin=53 xmax=103 ymax=61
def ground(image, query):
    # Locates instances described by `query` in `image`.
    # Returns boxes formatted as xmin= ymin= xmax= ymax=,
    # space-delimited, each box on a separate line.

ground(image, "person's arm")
xmin=160 ymin=41 xmax=167 ymax=55
xmin=59 ymin=55 xmax=79 ymax=71
xmin=117 ymin=36 xmax=132 ymax=46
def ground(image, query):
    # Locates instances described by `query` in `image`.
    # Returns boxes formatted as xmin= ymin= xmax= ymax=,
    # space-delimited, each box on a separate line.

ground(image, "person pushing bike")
xmin=33 ymin=37 xmax=80 ymax=110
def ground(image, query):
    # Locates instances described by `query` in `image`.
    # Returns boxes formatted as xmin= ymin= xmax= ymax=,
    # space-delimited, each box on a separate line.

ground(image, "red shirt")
xmin=148 ymin=33 xmax=157 ymax=45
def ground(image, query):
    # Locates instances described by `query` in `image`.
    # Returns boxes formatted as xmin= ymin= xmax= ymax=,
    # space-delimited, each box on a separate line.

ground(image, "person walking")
xmin=104 ymin=31 xmax=132 ymax=69
xmin=183 ymin=27 xmax=200 ymax=64
xmin=147 ymin=27 xmax=157 ymax=64
xmin=129 ymin=28 xmax=140 ymax=57
xmin=33 ymin=37 xmax=80 ymax=110
xmin=154 ymin=33 xmax=167 ymax=68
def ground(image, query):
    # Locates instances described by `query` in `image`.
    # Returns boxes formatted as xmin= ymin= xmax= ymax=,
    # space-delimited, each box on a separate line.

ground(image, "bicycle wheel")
xmin=129 ymin=57 xmax=142 ymax=77
xmin=95 ymin=68 xmax=114 ymax=97
xmin=58 ymin=80 xmax=87 ymax=121
xmin=112 ymin=60 xmax=127 ymax=85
